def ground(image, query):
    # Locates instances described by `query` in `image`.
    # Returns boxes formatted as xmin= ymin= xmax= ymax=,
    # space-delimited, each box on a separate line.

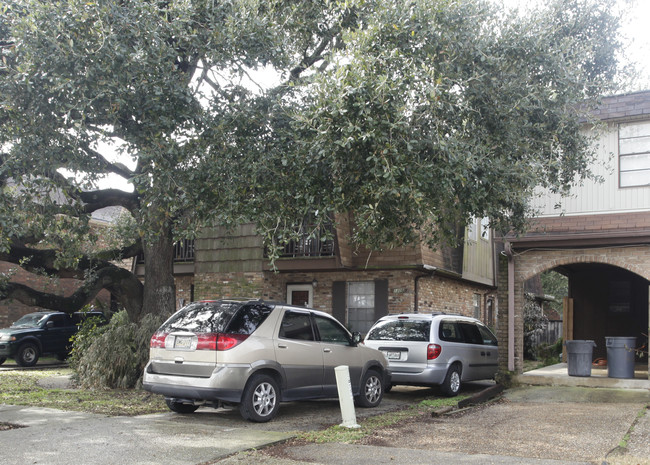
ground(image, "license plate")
xmin=174 ymin=336 xmax=193 ymax=349
xmin=385 ymin=351 xmax=401 ymax=360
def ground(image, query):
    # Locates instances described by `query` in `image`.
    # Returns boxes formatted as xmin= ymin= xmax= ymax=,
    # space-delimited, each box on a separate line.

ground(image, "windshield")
xmin=11 ymin=313 xmax=48 ymax=328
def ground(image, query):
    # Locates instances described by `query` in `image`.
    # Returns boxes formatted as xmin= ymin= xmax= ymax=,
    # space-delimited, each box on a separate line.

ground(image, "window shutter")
xmin=374 ymin=279 xmax=388 ymax=321
xmin=332 ymin=281 xmax=346 ymax=324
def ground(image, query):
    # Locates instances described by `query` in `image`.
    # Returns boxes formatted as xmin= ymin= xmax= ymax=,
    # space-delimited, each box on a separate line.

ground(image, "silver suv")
xmin=364 ymin=313 xmax=498 ymax=396
xmin=143 ymin=300 xmax=390 ymax=422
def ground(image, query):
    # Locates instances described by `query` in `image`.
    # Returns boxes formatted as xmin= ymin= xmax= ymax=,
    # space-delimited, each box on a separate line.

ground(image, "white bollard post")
xmin=335 ymin=365 xmax=360 ymax=428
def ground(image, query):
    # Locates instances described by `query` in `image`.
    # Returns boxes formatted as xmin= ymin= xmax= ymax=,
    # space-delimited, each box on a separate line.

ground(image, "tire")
xmin=239 ymin=374 xmax=280 ymax=423
xmin=440 ymin=364 xmax=462 ymax=397
xmin=15 ymin=343 xmax=39 ymax=367
xmin=0 ymin=357 xmax=6 ymax=365
xmin=165 ymin=399 xmax=199 ymax=414
xmin=355 ymin=369 xmax=383 ymax=408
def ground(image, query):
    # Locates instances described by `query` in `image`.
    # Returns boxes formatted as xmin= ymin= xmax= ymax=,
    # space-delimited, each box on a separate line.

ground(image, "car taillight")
xmin=196 ymin=333 xmax=218 ymax=350
xmin=427 ymin=343 xmax=442 ymax=360
xmin=216 ymin=333 xmax=249 ymax=351
xmin=150 ymin=331 xmax=167 ymax=348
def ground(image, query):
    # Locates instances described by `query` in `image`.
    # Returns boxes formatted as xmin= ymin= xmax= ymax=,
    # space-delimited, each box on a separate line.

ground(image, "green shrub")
xmin=73 ymin=311 xmax=169 ymax=389
xmin=68 ymin=312 xmax=109 ymax=374
xmin=534 ymin=338 xmax=563 ymax=366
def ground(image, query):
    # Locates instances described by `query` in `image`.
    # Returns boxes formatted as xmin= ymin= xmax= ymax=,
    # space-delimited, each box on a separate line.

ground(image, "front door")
xmin=287 ymin=284 xmax=313 ymax=307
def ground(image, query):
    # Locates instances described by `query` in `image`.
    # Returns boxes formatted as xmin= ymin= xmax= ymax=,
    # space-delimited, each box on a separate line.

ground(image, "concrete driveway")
xmin=1 ymin=382 xmax=647 ymax=465
xmin=217 ymin=385 xmax=650 ymax=465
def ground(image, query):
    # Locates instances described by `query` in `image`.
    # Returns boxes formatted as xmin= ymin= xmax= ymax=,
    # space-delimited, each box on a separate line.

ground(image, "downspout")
xmin=504 ymin=242 xmax=515 ymax=372
xmin=414 ymin=265 xmax=437 ymax=313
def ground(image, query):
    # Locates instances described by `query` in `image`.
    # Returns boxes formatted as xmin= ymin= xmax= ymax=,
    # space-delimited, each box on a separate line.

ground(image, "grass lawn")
xmin=0 ymin=366 xmax=167 ymax=416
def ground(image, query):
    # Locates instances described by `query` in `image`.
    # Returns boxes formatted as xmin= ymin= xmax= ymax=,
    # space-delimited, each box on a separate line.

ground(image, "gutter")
xmin=504 ymin=242 xmax=515 ymax=372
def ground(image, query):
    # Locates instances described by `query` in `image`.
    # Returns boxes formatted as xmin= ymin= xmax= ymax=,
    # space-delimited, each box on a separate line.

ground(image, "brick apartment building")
xmin=134 ymin=212 xmax=498 ymax=336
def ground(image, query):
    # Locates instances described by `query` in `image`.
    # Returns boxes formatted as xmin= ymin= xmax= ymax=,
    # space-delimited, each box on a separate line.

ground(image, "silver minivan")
xmin=143 ymin=300 xmax=390 ymax=422
xmin=364 ymin=313 xmax=498 ymax=396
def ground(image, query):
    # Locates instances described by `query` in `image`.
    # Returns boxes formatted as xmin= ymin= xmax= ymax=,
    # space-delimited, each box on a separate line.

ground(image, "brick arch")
xmin=514 ymin=247 xmax=650 ymax=283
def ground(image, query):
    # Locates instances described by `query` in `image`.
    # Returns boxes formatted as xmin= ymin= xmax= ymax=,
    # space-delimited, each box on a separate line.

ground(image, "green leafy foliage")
xmin=72 ymin=311 xmax=169 ymax=389
xmin=68 ymin=312 xmax=110 ymax=374
xmin=0 ymin=0 xmax=627 ymax=321
xmin=535 ymin=338 xmax=564 ymax=366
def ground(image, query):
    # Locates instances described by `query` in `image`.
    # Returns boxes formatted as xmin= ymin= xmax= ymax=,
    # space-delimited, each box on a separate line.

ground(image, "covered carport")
xmin=498 ymin=238 xmax=650 ymax=385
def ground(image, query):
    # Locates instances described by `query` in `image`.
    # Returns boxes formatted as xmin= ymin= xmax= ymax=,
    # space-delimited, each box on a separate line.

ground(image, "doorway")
xmin=287 ymin=284 xmax=313 ymax=307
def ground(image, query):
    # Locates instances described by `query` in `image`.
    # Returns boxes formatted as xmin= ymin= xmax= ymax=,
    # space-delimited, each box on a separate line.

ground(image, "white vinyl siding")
xmin=530 ymin=121 xmax=650 ymax=216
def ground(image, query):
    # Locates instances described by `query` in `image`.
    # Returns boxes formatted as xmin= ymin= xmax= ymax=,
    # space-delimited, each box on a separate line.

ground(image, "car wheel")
xmin=165 ymin=399 xmax=199 ymax=414
xmin=0 ymin=357 xmax=6 ymax=365
xmin=440 ymin=364 xmax=462 ymax=397
xmin=355 ymin=369 xmax=383 ymax=408
xmin=239 ymin=374 xmax=280 ymax=423
xmin=16 ymin=343 xmax=39 ymax=367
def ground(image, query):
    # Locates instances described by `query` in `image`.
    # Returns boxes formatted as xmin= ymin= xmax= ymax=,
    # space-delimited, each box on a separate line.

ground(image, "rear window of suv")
xmin=366 ymin=319 xmax=431 ymax=341
xmin=159 ymin=301 xmax=273 ymax=335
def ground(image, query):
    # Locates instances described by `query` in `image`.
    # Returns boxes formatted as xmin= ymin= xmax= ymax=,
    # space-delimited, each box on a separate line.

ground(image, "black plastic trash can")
xmin=565 ymin=340 xmax=596 ymax=377
xmin=606 ymin=336 xmax=637 ymax=379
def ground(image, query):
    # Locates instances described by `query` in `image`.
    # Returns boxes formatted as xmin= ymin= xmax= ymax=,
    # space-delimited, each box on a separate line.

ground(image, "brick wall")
xmin=194 ymin=269 xmax=495 ymax=321
xmin=418 ymin=275 xmax=495 ymax=318
xmin=174 ymin=275 xmax=194 ymax=309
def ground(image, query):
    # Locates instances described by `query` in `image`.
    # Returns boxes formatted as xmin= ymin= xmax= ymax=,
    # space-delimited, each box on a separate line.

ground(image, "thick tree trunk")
xmin=140 ymin=226 xmax=176 ymax=320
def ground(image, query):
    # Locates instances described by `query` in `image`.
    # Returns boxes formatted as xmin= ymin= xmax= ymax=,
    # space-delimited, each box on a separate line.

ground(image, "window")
xmin=480 ymin=217 xmax=490 ymax=240
xmin=467 ymin=218 xmax=477 ymax=241
xmin=314 ymin=315 xmax=351 ymax=344
xmin=619 ymin=122 xmax=650 ymax=187
xmin=439 ymin=320 xmax=463 ymax=343
xmin=347 ymin=282 xmax=375 ymax=334
xmin=279 ymin=311 xmax=314 ymax=341
xmin=477 ymin=323 xmax=498 ymax=346
xmin=367 ymin=319 xmax=431 ymax=342
xmin=473 ymin=293 xmax=481 ymax=320
xmin=458 ymin=322 xmax=482 ymax=345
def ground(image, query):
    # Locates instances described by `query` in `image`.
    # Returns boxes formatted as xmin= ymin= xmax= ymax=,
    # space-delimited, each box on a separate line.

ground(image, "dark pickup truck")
xmin=0 ymin=311 xmax=106 ymax=367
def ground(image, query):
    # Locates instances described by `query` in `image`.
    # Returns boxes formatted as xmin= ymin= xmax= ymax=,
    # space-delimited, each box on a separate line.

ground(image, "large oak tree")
xmin=0 ymin=0 xmax=623 ymax=321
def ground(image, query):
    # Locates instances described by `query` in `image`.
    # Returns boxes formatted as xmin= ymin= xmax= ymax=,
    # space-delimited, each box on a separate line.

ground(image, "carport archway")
xmin=558 ymin=263 xmax=649 ymax=362
xmin=501 ymin=245 xmax=650 ymax=378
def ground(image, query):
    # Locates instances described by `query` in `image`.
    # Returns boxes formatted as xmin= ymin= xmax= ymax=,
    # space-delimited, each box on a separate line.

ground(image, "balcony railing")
xmin=278 ymin=223 xmax=336 ymax=258
xmin=136 ymin=239 xmax=195 ymax=264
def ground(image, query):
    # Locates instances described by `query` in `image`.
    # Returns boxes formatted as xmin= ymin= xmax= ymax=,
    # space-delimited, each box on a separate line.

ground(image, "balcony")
xmin=278 ymin=223 xmax=335 ymax=258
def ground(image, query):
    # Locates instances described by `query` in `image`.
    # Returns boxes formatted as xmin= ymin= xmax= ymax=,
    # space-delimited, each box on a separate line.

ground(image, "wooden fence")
xmin=530 ymin=320 xmax=563 ymax=347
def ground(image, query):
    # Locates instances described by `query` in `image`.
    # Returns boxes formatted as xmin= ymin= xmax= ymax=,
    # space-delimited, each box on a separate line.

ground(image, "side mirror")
xmin=46 ymin=321 xmax=54 ymax=329
xmin=352 ymin=332 xmax=362 ymax=346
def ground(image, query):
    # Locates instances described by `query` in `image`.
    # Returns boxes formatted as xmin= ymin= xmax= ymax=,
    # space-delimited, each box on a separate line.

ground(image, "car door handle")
xmin=323 ymin=348 xmax=332 ymax=353
xmin=278 ymin=344 xmax=287 ymax=349
xmin=481 ymin=351 xmax=491 ymax=356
